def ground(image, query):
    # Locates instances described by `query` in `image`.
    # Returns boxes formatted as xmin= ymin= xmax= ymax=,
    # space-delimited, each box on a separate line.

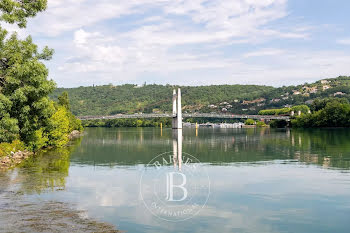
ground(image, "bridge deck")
xmin=78 ymin=113 xmax=290 ymax=121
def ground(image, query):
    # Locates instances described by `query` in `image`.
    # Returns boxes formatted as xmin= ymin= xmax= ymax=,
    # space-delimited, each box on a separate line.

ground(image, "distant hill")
xmin=51 ymin=76 xmax=350 ymax=116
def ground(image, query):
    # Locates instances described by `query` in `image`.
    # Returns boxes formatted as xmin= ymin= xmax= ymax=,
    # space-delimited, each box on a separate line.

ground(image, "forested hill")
xmin=51 ymin=84 xmax=273 ymax=116
xmin=52 ymin=76 xmax=350 ymax=116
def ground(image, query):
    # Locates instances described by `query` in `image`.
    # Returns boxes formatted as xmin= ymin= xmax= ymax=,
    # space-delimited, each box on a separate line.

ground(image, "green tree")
xmin=58 ymin=91 xmax=70 ymax=110
xmin=47 ymin=106 xmax=70 ymax=147
xmin=292 ymin=105 xmax=310 ymax=114
xmin=0 ymin=93 xmax=18 ymax=141
xmin=57 ymin=92 xmax=83 ymax=132
xmin=0 ymin=0 xmax=47 ymax=28
xmin=292 ymin=98 xmax=350 ymax=128
xmin=256 ymin=121 xmax=267 ymax=127
xmin=1 ymin=0 xmax=58 ymax=146
xmin=0 ymin=32 xmax=55 ymax=144
xmin=245 ymin=119 xmax=255 ymax=125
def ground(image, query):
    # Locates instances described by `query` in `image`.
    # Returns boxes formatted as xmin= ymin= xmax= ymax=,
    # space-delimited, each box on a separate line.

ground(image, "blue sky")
xmin=5 ymin=0 xmax=350 ymax=87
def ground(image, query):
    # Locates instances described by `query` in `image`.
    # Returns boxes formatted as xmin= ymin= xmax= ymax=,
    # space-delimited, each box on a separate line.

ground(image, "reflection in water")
xmin=0 ymin=137 xmax=121 ymax=232
xmin=71 ymin=127 xmax=350 ymax=170
xmin=172 ymin=129 xmax=183 ymax=171
xmin=64 ymin=128 xmax=350 ymax=233
xmin=2 ymin=128 xmax=350 ymax=233
xmin=17 ymin=137 xmax=82 ymax=194
xmin=0 ymin=138 xmax=82 ymax=196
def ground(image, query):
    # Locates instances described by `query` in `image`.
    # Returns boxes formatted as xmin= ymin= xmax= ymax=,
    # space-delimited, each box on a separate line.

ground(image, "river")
xmin=1 ymin=127 xmax=350 ymax=233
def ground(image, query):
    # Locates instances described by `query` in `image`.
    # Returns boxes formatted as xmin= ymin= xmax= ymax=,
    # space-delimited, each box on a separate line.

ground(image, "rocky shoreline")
xmin=68 ymin=130 xmax=82 ymax=139
xmin=0 ymin=150 xmax=33 ymax=170
xmin=0 ymin=130 xmax=83 ymax=170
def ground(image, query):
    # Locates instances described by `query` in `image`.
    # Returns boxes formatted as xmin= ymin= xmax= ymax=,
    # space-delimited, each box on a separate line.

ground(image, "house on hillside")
xmin=293 ymin=90 xmax=301 ymax=95
xmin=322 ymin=85 xmax=331 ymax=91
xmin=270 ymin=98 xmax=281 ymax=103
xmin=321 ymin=80 xmax=329 ymax=84
xmin=303 ymin=86 xmax=318 ymax=94
xmin=242 ymin=98 xmax=266 ymax=105
xmin=334 ymin=92 xmax=346 ymax=96
xmin=309 ymin=87 xmax=318 ymax=93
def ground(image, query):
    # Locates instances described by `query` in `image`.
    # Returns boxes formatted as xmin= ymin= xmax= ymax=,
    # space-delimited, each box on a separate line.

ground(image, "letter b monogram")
xmin=166 ymin=172 xmax=188 ymax=202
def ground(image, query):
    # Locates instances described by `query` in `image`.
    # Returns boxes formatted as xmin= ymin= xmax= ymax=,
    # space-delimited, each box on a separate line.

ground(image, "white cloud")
xmin=6 ymin=0 xmax=345 ymax=87
xmin=337 ymin=38 xmax=350 ymax=45
xmin=244 ymin=49 xmax=285 ymax=57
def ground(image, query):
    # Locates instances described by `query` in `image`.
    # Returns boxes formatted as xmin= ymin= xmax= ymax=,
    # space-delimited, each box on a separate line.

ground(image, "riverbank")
xmin=0 ymin=130 xmax=83 ymax=171
xmin=0 ymin=150 xmax=33 ymax=170
xmin=0 ymin=153 xmax=121 ymax=233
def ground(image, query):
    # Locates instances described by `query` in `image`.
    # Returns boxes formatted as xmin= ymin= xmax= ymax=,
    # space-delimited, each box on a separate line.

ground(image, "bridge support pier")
xmin=172 ymin=88 xmax=182 ymax=129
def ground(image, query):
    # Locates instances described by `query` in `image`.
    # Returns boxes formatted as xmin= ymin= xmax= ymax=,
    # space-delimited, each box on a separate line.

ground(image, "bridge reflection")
xmin=172 ymin=129 xmax=183 ymax=171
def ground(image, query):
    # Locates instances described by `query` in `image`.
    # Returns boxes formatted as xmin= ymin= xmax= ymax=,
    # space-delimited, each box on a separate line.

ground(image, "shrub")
xmin=269 ymin=120 xmax=288 ymax=128
xmin=0 ymin=140 xmax=25 ymax=157
xmin=259 ymin=108 xmax=291 ymax=115
xmin=47 ymin=106 xmax=70 ymax=147
xmin=292 ymin=105 xmax=310 ymax=114
xmin=245 ymin=119 xmax=255 ymax=125
xmin=292 ymin=99 xmax=350 ymax=127
xmin=256 ymin=121 xmax=267 ymax=127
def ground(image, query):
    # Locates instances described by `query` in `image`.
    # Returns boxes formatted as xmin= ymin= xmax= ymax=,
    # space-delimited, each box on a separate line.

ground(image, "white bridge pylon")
xmin=172 ymin=88 xmax=182 ymax=129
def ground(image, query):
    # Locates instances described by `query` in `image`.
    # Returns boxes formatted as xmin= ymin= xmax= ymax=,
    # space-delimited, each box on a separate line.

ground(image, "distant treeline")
xmin=52 ymin=76 xmax=350 ymax=116
xmin=82 ymin=118 xmax=172 ymax=128
xmin=81 ymin=98 xmax=350 ymax=128
xmin=82 ymin=117 xmax=242 ymax=128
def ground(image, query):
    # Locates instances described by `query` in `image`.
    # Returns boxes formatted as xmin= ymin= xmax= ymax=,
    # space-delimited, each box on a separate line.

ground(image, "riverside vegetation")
xmin=263 ymin=98 xmax=350 ymax=128
xmin=81 ymin=99 xmax=350 ymax=129
xmin=0 ymin=1 xmax=82 ymax=167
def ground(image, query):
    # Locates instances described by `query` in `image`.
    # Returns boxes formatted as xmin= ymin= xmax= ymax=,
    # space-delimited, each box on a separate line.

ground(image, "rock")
xmin=68 ymin=130 xmax=82 ymax=139
xmin=0 ymin=150 xmax=33 ymax=170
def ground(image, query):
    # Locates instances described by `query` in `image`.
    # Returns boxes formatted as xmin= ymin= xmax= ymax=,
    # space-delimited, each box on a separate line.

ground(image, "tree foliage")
xmin=52 ymin=84 xmax=274 ymax=116
xmin=245 ymin=119 xmax=255 ymax=125
xmin=0 ymin=0 xmax=47 ymax=28
xmin=259 ymin=108 xmax=291 ymax=115
xmin=0 ymin=1 xmax=82 ymax=152
xmin=259 ymin=105 xmax=310 ymax=115
xmin=83 ymin=117 xmax=171 ymax=128
xmin=0 ymin=32 xmax=56 ymax=144
xmin=292 ymin=98 xmax=350 ymax=128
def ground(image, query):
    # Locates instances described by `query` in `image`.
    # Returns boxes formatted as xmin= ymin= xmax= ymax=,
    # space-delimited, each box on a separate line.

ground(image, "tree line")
xmin=52 ymin=76 xmax=350 ymax=116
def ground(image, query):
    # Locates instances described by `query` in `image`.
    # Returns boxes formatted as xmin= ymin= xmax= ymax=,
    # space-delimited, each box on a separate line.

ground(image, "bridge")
xmin=78 ymin=113 xmax=290 ymax=121
xmin=78 ymin=88 xmax=290 ymax=124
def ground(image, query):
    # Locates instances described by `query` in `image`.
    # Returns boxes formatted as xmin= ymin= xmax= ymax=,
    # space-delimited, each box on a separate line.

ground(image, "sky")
xmin=4 ymin=0 xmax=350 ymax=87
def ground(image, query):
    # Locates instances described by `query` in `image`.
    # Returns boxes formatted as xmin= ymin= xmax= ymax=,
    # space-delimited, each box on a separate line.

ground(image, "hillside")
xmin=51 ymin=76 xmax=350 ymax=116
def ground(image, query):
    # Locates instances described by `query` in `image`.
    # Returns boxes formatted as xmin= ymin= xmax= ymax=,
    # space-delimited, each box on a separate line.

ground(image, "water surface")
xmin=1 ymin=127 xmax=350 ymax=233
